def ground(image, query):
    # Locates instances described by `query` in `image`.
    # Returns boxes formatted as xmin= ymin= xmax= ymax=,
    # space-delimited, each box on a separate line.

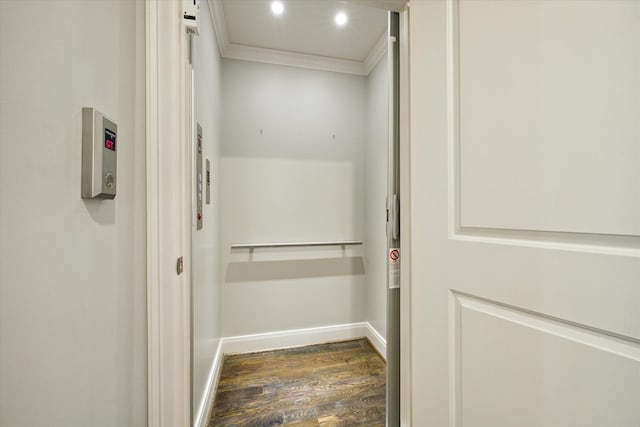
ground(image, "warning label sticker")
xmin=388 ymin=248 xmax=400 ymax=289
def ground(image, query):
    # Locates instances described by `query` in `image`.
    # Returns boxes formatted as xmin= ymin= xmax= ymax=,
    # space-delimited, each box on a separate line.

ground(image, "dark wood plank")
xmin=208 ymin=339 xmax=386 ymax=427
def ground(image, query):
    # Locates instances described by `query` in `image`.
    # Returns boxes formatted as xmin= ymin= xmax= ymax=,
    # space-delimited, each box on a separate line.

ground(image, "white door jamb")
xmin=146 ymin=1 xmax=191 ymax=426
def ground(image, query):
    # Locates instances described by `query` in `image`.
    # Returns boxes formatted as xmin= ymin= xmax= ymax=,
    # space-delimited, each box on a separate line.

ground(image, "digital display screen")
xmin=105 ymin=128 xmax=116 ymax=151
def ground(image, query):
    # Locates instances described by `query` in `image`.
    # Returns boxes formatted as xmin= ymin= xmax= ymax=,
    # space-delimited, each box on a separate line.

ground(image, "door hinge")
xmin=176 ymin=256 xmax=184 ymax=275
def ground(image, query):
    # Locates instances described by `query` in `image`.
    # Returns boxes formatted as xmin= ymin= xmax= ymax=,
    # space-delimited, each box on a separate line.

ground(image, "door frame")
xmin=398 ymin=9 xmax=412 ymax=427
xmin=146 ymin=1 xmax=192 ymax=426
xmin=145 ymin=1 xmax=412 ymax=426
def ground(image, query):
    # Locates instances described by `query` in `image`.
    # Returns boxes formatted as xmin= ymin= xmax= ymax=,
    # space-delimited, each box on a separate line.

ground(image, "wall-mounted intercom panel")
xmin=82 ymin=108 xmax=117 ymax=199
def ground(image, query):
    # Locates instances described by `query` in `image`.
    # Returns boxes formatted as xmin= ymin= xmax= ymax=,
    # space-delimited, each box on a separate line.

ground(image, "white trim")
xmin=208 ymin=0 xmax=228 ymax=58
xmin=364 ymin=31 xmax=389 ymax=75
xmin=145 ymin=0 xmax=161 ymax=425
xmin=365 ymin=323 xmax=387 ymax=359
xmin=180 ymin=23 xmax=193 ymax=427
xmin=399 ymin=8 xmax=412 ymax=427
xmin=221 ymin=322 xmax=386 ymax=358
xmin=224 ymin=43 xmax=366 ymax=76
xmin=344 ymin=0 xmax=408 ymax=13
xmin=146 ymin=1 xmax=191 ymax=425
xmin=194 ymin=340 xmax=224 ymax=427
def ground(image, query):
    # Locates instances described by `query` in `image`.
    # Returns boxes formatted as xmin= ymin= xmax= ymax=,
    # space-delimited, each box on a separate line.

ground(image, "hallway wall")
xmin=365 ymin=56 xmax=389 ymax=340
xmin=0 ymin=1 xmax=146 ymax=426
xmin=220 ymin=59 xmax=367 ymax=337
xmin=192 ymin=0 xmax=223 ymax=421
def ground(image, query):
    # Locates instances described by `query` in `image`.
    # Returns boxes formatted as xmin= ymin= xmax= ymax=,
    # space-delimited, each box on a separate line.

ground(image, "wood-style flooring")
xmin=208 ymin=339 xmax=386 ymax=427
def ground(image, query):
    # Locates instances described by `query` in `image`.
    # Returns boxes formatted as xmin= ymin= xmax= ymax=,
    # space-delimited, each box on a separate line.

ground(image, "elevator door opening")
xmin=190 ymin=2 xmax=404 ymax=426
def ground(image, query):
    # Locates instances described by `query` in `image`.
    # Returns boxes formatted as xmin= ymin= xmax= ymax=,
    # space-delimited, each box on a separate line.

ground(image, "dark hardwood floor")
xmin=208 ymin=338 xmax=386 ymax=427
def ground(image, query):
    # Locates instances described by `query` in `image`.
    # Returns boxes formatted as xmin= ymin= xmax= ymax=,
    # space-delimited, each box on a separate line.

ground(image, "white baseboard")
xmin=221 ymin=322 xmax=387 ymax=360
xmin=194 ymin=339 xmax=224 ymax=427
xmin=364 ymin=323 xmax=387 ymax=360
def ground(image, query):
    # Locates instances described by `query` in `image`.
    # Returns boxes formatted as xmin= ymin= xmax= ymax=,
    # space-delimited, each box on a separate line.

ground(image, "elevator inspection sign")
xmin=388 ymin=248 xmax=400 ymax=289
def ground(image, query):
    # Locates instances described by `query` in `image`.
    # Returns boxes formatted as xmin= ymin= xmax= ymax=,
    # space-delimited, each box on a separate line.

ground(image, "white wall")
xmin=220 ymin=59 xmax=367 ymax=337
xmin=192 ymin=0 xmax=223 ymax=421
xmin=365 ymin=56 xmax=389 ymax=340
xmin=0 ymin=1 xmax=146 ymax=426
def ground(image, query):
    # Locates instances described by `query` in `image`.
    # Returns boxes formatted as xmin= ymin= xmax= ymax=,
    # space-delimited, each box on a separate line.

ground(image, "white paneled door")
xmin=409 ymin=1 xmax=640 ymax=426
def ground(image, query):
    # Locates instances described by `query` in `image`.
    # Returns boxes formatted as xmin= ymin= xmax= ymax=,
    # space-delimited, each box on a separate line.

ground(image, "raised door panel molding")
xmin=450 ymin=292 xmax=640 ymax=427
xmin=449 ymin=0 xmax=640 ymax=238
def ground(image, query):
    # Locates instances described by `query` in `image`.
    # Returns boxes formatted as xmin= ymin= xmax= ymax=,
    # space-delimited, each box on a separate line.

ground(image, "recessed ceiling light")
xmin=335 ymin=11 xmax=348 ymax=27
xmin=271 ymin=1 xmax=284 ymax=16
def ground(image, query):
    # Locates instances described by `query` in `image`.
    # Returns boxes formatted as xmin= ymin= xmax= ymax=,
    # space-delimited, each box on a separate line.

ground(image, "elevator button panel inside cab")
xmin=81 ymin=108 xmax=117 ymax=200
xmin=196 ymin=123 xmax=203 ymax=230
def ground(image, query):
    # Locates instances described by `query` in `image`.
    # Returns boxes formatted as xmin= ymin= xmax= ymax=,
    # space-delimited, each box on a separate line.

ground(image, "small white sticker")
xmin=388 ymin=248 xmax=400 ymax=289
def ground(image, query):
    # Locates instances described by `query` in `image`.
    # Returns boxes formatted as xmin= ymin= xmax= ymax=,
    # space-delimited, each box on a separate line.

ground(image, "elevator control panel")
xmin=82 ymin=108 xmax=117 ymax=199
xmin=196 ymin=123 xmax=203 ymax=229
xmin=205 ymin=159 xmax=211 ymax=205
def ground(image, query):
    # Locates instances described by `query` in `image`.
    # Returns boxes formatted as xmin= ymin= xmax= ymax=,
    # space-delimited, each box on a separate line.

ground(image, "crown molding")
xmin=364 ymin=31 xmax=388 ymax=75
xmin=208 ymin=0 xmax=229 ymax=57
xmin=224 ymin=43 xmax=367 ymax=75
xmin=343 ymin=0 xmax=408 ymax=13
xmin=207 ymin=0 xmax=387 ymax=76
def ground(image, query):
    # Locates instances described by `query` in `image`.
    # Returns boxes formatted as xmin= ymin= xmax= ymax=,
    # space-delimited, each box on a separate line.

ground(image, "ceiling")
xmin=208 ymin=0 xmax=390 ymax=75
